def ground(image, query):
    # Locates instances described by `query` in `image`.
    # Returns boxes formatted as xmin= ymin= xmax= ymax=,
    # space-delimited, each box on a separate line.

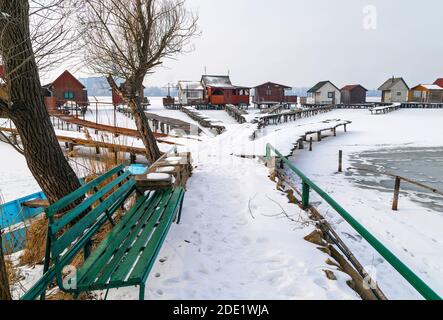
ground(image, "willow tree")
xmin=0 ymin=0 xmax=81 ymax=204
xmin=0 ymin=237 xmax=11 ymax=300
xmin=80 ymin=0 xmax=199 ymax=163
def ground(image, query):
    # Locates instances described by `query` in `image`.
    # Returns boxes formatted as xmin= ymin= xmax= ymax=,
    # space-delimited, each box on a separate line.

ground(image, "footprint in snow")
xmin=256 ymin=237 xmax=269 ymax=244
xmin=241 ymin=237 xmax=251 ymax=245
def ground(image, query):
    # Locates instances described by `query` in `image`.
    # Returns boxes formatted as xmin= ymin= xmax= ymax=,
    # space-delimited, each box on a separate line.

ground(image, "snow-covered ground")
xmin=2 ymin=99 xmax=443 ymax=300
xmin=287 ymin=109 xmax=443 ymax=299
xmin=0 ymin=143 xmax=40 ymax=202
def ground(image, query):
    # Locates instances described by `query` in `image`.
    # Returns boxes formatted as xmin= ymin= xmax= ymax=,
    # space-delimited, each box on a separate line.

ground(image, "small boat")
xmin=1 ymin=165 xmax=148 ymax=253
xmin=1 ymin=191 xmax=48 ymax=253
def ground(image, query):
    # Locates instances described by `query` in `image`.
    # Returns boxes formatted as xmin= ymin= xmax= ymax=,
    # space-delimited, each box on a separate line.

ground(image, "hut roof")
xmin=341 ymin=84 xmax=368 ymax=92
xmin=201 ymin=75 xmax=234 ymax=88
xmin=44 ymin=70 xmax=86 ymax=89
xmin=434 ymin=78 xmax=443 ymax=88
xmin=307 ymin=81 xmax=339 ymax=93
xmin=254 ymin=82 xmax=292 ymax=90
xmin=178 ymin=81 xmax=204 ymax=91
xmin=412 ymin=84 xmax=443 ymax=91
xmin=378 ymin=77 xmax=409 ymax=91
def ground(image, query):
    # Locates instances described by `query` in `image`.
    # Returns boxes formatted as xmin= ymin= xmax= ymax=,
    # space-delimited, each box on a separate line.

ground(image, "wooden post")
xmin=338 ymin=150 xmax=343 ymax=173
xmin=317 ymin=131 xmax=322 ymax=141
xmin=0 ymin=235 xmax=12 ymax=300
xmin=392 ymin=176 xmax=401 ymax=211
xmin=302 ymin=182 xmax=310 ymax=209
xmin=309 ymin=137 xmax=313 ymax=151
xmin=11 ymin=133 xmax=17 ymax=145
xmin=68 ymin=143 xmax=74 ymax=157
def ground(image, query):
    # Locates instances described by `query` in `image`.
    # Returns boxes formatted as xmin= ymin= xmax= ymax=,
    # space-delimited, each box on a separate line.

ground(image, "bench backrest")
xmin=44 ymin=164 xmax=136 ymax=290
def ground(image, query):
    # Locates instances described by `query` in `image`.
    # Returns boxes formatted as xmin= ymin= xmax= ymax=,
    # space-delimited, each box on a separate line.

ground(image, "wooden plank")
xmin=106 ymin=191 xmax=175 ymax=285
xmin=46 ymin=165 xmax=125 ymax=217
xmin=51 ymin=171 xmax=131 ymax=234
xmin=50 ymin=112 xmax=168 ymax=138
xmin=22 ymin=199 xmax=50 ymax=209
xmin=128 ymin=189 xmax=184 ymax=283
xmin=76 ymin=192 xmax=166 ymax=287
xmin=53 ymin=179 xmax=135 ymax=257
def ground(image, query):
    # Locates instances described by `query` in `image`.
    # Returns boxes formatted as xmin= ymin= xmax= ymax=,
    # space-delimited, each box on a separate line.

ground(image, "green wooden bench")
xmin=20 ymin=164 xmax=185 ymax=300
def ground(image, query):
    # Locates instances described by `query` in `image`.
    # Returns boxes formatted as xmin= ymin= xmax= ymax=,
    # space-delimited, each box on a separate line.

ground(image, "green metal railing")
xmin=265 ymin=143 xmax=441 ymax=300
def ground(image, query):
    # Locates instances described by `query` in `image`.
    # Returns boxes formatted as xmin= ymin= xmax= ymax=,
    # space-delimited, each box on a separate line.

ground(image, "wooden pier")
xmin=400 ymin=102 xmax=443 ymax=109
xmin=0 ymin=127 xmax=149 ymax=159
xmin=181 ymin=106 xmax=226 ymax=134
xmin=257 ymin=106 xmax=333 ymax=129
xmin=335 ymin=103 xmax=391 ymax=109
xmin=50 ymin=112 xmax=166 ymax=138
xmin=260 ymin=103 xmax=289 ymax=114
xmin=225 ymin=104 xmax=248 ymax=124
xmin=164 ymin=103 xmax=224 ymax=111
xmin=117 ymin=106 xmax=200 ymax=135
xmin=370 ymin=104 xmax=400 ymax=115
xmin=49 ymin=112 xmax=174 ymax=145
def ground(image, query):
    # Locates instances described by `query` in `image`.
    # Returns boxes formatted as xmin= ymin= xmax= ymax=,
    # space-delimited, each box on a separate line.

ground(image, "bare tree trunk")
xmin=107 ymin=76 xmax=161 ymax=164
xmin=129 ymin=98 xmax=162 ymax=164
xmin=0 ymin=0 xmax=81 ymax=204
xmin=0 ymin=236 xmax=12 ymax=301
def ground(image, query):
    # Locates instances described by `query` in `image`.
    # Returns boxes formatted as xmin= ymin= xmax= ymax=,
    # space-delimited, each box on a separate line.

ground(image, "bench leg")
xmin=104 ymin=289 xmax=110 ymax=301
xmin=176 ymin=198 xmax=185 ymax=224
xmin=139 ymin=284 xmax=145 ymax=301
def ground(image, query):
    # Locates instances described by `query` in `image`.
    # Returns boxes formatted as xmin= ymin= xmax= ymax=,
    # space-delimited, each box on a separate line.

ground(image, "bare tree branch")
xmin=79 ymin=0 xmax=200 ymax=162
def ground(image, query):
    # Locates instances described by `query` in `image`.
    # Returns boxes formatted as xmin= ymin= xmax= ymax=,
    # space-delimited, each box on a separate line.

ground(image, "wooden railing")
xmin=265 ymin=143 xmax=441 ymax=300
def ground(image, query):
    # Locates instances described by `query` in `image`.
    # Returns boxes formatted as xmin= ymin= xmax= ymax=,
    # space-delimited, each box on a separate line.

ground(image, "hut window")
xmin=396 ymin=92 xmax=401 ymax=96
xmin=64 ymin=91 xmax=74 ymax=99
xmin=328 ymin=92 xmax=334 ymax=98
xmin=266 ymin=89 xmax=272 ymax=96
xmin=212 ymin=89 xmax=223 ymax=96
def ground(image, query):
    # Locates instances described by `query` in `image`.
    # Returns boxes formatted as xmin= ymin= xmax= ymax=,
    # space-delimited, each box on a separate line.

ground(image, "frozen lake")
xmin=348 ymin=147 xmax=443 ymax=212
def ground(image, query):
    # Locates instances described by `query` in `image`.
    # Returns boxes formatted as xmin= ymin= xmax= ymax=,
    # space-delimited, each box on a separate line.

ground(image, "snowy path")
xmin=107 ymin=127 xmax=358 ymax=300
xmin=290 ymin=109 xmax=443 ymax=299
xmin=6 ymin=100 xmax=443 ymax=300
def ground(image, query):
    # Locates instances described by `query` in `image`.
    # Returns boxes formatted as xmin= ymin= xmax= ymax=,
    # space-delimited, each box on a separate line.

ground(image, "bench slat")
xmin=51 ymin=171 xmax=131 ymax=234
xmin=76 ymin=191 xmax=167 ymax=287
xmin=75 ymin=194 xmax=152 ymax=287
xmin=127 ymin=188 xmax=185 ymax=283
xmin=46 ymin=165 xmax=125 ymax=217
xmin=53 ymin=179 xmax=135 ymax=257
xmin=101 ymin=191 xmax=175 ymax=285
xmin=20 ymin=267 xmax=57 ymax=300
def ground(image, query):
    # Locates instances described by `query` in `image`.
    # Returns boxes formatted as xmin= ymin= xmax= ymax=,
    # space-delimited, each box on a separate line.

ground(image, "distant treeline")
xmin=79 ymin=76 xmax=178 ymax=97
xmin=79 ymin=77 xmax=381 ymax=98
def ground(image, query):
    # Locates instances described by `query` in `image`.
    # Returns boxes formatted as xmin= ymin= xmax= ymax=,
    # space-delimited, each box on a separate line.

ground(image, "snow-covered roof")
xmin=307 ymin=81 xmax=340 ymax=93
xmin=201 ymin=75 xmax=234 ymax=88
xmin=378 ymin=77 xmax=409 ymax=91
xmin=254 ymin=82 xmax=292 ymax=90
xmin=421 ymin=84 xmax=443 ymax=91
xmin=178 ymin=81 xmax=204 ymax=91
xmin=341 ymin=84 xmax=368 ymax=92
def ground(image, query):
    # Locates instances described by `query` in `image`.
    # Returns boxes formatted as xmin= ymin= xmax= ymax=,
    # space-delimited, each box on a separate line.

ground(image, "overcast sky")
xmin=57 ymin=0 xmax=443 ymax=89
